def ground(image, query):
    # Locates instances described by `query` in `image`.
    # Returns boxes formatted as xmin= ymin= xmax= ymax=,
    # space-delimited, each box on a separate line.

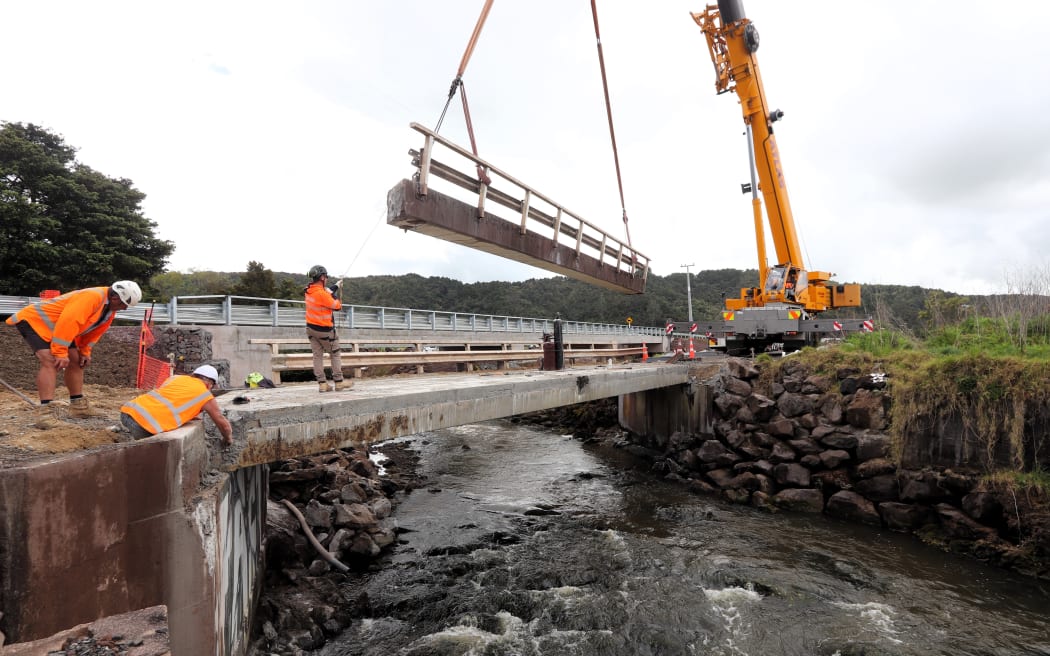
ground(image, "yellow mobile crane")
xmin=691 ymin=0 xmax=866 ymax=354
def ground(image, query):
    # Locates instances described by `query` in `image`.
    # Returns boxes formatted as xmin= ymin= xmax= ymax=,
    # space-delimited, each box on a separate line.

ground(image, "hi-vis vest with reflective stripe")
xmin=304 ymin=282 xmax=341 ymax=328
xmin=121 ymin=375 xmax=213 ymax=435
xmin=4 ymin=287 xmax=114 ymax=358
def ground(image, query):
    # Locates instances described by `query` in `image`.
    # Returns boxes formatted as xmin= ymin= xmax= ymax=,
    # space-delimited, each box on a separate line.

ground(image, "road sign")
xmin=665 ymin=323 xmax=675 ymax=335
xmin=690 ymin=322 xmax=698 ymax=333
xmin=862 ymin=320 xmax=874 ymax=332
xmin=626 ymin=317 xmax=633 ymax=325
xmin=833 ymin=321 xmax=842 ymax=331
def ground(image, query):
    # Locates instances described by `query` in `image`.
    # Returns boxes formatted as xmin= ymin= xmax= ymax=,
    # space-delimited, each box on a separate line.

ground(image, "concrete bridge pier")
xmin=619 ymin=372 xmax=714 ymax=447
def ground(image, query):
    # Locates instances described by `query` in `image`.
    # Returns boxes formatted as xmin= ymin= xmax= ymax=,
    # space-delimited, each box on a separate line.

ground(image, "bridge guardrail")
xmin=0 ymin=295 xmax=664 ymax=337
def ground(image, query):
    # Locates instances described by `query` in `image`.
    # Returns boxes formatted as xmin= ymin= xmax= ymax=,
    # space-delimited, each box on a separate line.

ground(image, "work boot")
xmin=334 ymin=379 xmax=353 ymax=391
xmin=32 ymin=404 xmax=64 ymax=430
xmin=69 ymin=397 xmax=107 ymax=418
xmin=318 ymin=381 xmax=331 ymax=393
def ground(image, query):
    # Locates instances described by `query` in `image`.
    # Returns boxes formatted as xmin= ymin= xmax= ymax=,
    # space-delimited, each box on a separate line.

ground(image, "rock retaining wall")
xmin=148 ymin=326 xmax=230 ymax=386
xmin=630 ymin=358 xmax=1049 ymax=579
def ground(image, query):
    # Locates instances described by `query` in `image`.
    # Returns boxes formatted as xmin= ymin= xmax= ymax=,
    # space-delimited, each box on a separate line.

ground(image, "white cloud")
xmin=5 ymin=0 xmax=1049 ymax=297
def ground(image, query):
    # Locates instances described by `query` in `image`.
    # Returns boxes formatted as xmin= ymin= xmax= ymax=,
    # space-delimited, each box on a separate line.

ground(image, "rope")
xmin=433 ymin=0 xmax=495 ymax=185
xmin=434 ymin=0 xmax=494 ymax=135
xmin=590 ymin=0 xmax=634 ymax=255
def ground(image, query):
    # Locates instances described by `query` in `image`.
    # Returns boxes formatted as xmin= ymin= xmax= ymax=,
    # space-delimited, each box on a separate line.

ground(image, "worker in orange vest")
xmin=119 ymin=365 xmax=233 ymax=445
xmin=6 ymin=281 xmax=142 ymax=428
xmin=305 ymin=265 xmax=352 ymax=393
xmin=785 ymin=269 xmax=797 ymax=301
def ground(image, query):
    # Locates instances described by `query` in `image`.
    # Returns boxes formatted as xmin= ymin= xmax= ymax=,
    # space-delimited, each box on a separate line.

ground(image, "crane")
xmin=691 ymin=0 xmax=866 ymax=354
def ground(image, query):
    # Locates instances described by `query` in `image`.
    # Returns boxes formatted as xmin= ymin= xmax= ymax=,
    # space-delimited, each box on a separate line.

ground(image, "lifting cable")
xmin=590 ymin=0 xmax=635 ymax=261
xmin=434 ymin=0 xmax=494 ymax=185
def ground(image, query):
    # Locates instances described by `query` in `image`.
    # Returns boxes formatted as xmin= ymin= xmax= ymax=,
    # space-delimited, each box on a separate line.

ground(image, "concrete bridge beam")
xmin=218 ymin=364 xmax=692 ymax=470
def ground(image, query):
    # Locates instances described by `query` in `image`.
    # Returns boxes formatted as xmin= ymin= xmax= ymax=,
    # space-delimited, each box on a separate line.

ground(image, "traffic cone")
xmin=688 ymin=338 xmax=696 ymax=360
xmin=642 ymin=343 xmax=648 ymax=362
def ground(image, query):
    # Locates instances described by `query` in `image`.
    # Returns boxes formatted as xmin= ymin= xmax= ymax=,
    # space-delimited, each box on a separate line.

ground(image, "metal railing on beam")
xmin=401 ymin=123 xmax=650 ymax=293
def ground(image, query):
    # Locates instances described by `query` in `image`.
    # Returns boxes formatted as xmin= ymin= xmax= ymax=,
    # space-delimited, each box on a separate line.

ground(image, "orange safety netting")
xmin=135 ymin=307 xmax=171 ymax=389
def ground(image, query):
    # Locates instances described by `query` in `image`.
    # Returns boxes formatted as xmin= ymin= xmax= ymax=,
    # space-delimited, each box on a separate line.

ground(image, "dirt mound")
xmin=0 ymin=323 xmax=142 ymax=467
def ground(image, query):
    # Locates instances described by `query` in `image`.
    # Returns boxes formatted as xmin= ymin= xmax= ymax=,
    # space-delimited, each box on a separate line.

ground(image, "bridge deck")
xmin=217 ymin=363 xmax=690 ymax=470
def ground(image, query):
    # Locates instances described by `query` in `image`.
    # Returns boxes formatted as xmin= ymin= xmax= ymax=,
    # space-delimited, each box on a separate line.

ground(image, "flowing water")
xmin=318 ymin=421 xmax=1050 ymax=656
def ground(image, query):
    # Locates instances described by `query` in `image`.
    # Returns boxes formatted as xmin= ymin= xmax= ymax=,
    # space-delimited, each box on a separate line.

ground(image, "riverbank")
xmin=247 ymin=356 xmax=1049 ymax=653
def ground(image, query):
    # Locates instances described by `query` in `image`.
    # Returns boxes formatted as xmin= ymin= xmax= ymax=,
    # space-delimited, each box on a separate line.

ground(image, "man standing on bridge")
xmin=6 ymin=281 xmax=142 ymax=429
xmin=304 ymin=265 xmax=351 ymax=393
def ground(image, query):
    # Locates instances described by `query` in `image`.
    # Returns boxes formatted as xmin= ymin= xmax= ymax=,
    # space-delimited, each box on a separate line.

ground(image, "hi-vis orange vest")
xmin=5 ymin=287 xmax=115 ymax=358
xmin=121 ymin=375 xmax=213 ymax=435
xmin=305 ymin=282 xmax=341 ymax=329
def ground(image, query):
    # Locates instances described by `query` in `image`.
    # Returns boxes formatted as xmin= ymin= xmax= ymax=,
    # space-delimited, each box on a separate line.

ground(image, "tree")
xmin=149 ymin=270 xmax=236 ymax=301
xmin=0 ymin=122 xmax=173 ymax=294
xmin=232 ymin=261 xmax=276 ymax=298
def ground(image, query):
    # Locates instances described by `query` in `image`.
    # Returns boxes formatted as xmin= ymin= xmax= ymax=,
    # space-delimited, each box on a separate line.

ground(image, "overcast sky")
xmin=5 ymin=1 xmax=1049 ymax=296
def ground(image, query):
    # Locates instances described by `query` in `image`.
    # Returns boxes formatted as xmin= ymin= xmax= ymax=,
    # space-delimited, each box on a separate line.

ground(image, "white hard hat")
xmin=193 ymin=365 xmax=220 ymax=384
xmin=111 ymin=280 xmax=142 ymax=307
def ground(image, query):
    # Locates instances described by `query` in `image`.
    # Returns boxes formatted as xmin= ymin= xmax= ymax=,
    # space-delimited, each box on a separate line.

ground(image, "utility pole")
xmin=681 ymin=263 xmax=695 ymax=322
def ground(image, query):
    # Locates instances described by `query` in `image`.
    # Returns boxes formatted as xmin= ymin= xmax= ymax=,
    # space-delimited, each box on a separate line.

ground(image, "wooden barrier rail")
xmin=249 ymin=338 xmax=643 ymax=382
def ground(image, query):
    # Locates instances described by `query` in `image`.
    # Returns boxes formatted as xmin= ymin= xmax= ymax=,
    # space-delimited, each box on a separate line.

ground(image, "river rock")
xmin=854 ymin=474 xmax=899 ymax=503
xmin=773 ymin=488 xmax=824 ymax=513
xmin=335 ymin=502 xmax=377 ymax=529
xmin=303 ymin=500 xmax=334 ymax=530
xmin=819 ymin=449 xmax=851 ymax=469
xmin=826 ymin=491 xmax=881 ymax=526
xmin=777 ymin=393 xmax=812 ymax=418
xmin=774 ymin=463 xmax=810 ymax=487
xmin=855 ymin=458 xmax=896 ymax=478
xmin=878 ymin=502 xmax=932 ymax=532
xmin=962 ymin=492 xmax=1004 ymax=526
xmin=934 ymin=503 xmax=998 ymax=541
xmin=846 ymin=389 xmax=887 ymax=429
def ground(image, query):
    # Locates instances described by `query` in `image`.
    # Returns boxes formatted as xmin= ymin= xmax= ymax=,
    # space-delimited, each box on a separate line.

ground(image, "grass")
xmin=986 ymin=468 xmax=1050 ymax=495
xmin=774 ymin=313 xmax=1050 ymax=477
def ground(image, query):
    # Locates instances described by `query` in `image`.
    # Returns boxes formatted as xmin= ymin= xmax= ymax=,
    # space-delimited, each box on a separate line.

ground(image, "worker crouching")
xmin=119 ymin=365 xmax=234 ymax=445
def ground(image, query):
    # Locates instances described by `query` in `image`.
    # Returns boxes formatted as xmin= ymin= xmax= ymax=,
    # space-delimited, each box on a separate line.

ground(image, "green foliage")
xmin=232 ymin=261 xmax=277 ymax=299
xmin=986 ymin=468 xmax=1050 ymax=495
xmin=148 ymin=270 xmax=236 ymax=301
xmin=0 ymin=122 xmax=173 ymax=294
xmin=840 ymin=330 xmax=921 ymax=357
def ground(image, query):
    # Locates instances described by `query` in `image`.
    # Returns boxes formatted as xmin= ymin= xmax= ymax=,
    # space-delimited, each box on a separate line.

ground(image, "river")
xmin=316 ymin=420 xmax=1050 ymax=656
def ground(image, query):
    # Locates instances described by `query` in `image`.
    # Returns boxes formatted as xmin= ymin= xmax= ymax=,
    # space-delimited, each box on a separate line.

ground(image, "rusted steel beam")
xmin=387 ymin=179 xmax=646 ymax=294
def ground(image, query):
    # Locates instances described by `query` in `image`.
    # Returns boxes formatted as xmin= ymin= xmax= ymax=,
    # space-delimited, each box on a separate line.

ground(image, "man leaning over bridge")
xmin=119 ymin=365 xmax=233 ymax=444
xmin=305 ymin=265 xmax=352 ymax=393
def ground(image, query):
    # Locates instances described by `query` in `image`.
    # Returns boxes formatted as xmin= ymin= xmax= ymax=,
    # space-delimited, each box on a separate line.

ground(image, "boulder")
xmin=777 ymin=393 xmax=812 ymax=418
xmin=773 ymin=463 xmax=810 ymax=487
xmin=854 ymin=474 xmax=900 ymax=503
xmin=819 ymin=449 xmax=851 ymax=469
xmin=855 ymin=433 xmax=891 ymax=461
xmin=773 ymin=488 xmax=824 ymax=513
xmin=962 ymin=492 xmax=1004 ymax=526
xmin=826 ymin=491 xmax=881 ymax=526
xmin=745 ymin=394 xmax=777 ymax=422
xmin=934 ymin=503 xmax=998 ymax=541
xmin=726 ymin=358 xmax=760 ymax=380
xmin=846 ymin=389 xmax=887 ymax=430
xmin=770 ymin=442 xmax=797 ymax=463
xmin=878 ymin=502 xmax=932 ymax=532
